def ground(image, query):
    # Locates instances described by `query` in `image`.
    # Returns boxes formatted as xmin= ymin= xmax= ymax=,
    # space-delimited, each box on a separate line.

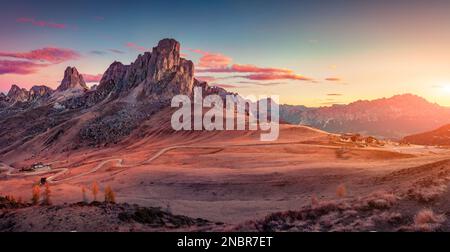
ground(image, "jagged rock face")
xmin=29 ymin=85 xmax=54 ymax=101
xmin=141 ymin=39 xmax=194 ymax=101
xmin=57 ymin=67 xmax=88 ymax=92
xmin=193 ymin=79 xmax=230 ymax=99
xmin=0 ymin=92 xmax=11 ymax=108
xmin=148 ymin=38 xmax=181 ymax=82
xmin=96 ymin=38 xmax=194 ymax=103
xmin=98 ymin=61 xmax=130 ymax=96
xmin=7 ymin=84 xmax=29 ymax=102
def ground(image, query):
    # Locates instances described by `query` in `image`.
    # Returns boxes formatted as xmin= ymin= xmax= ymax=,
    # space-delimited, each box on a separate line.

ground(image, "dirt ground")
xmin=2 ymin=125 xmax=450 ymax=230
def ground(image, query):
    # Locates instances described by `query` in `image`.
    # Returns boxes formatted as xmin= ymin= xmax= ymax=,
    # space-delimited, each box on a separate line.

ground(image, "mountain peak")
xmin=57 ymin=67 xmax=88 ymax=92
xmin=148 ymin=38 xmax=182 ymax=82
xmin=7 ymin=84 xmax=29 ymax=102
xmin=29 ymin=85 xmax=54 ymax=101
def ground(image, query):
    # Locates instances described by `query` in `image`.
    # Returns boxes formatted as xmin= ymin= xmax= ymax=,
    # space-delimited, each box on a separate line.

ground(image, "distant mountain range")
xmin=280 ymin=94 xmax=450 ymax=139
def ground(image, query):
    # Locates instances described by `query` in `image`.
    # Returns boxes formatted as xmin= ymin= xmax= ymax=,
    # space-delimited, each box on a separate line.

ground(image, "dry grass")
xmin=408 ymin=184 xmax=447 ymax=203
xmin=311 ymin=194 xmax=319 ymax=207
xmin=232 ymin=190 xmax=404 ymax=232
xmin=412 ymin=209 xmax=446 ymax=232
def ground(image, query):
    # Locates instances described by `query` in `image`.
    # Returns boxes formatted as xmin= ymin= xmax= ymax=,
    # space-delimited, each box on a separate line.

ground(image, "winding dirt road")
xmin=2 ymin=141 xmax=445 ymax=184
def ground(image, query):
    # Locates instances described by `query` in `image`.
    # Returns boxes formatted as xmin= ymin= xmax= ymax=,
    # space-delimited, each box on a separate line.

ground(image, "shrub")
xmin=104 ymin=186 xmax=116 ymax=203
xmin=32 ymin=185 xmax=41 ymax=205
xmin=336 ymin=184 xmax=347 ymax=198
xmin=413 ymin=209 xmax=446 ymax=231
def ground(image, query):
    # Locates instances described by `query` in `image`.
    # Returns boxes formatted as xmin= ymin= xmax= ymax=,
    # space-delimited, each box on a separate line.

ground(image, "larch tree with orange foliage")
xmin=104 ymin=186 xmax=116 ymax=203
xmin=92 ymin=181 xmax=99 ymax=202
xmin=42 ymin=183 xmax=51 ymax=205
xmin=31 ymin=185 xmax=41 ymax=205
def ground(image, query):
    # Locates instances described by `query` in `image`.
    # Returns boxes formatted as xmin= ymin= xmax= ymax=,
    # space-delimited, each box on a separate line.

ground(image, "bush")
xmin=413 ymin=209 xmax=446 ymax=231
xmin=336 ymin=184 xmax=347 ymax=198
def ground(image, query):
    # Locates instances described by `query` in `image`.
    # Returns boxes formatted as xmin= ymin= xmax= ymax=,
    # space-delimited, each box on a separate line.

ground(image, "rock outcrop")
xmin=29 ymin=85 xmax=54 ymax=101
xmin=0 ymin=92 xmax=11 ymax=108
xmin=57 ymin=67 xmax=88 ymax=91
xmin=7 ymin=84 xmax=29 ymax=102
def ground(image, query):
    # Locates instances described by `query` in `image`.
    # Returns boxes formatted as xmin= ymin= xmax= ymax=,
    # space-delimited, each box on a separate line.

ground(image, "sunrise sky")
xmin=1 ymin=0 xmax=450 ymax=106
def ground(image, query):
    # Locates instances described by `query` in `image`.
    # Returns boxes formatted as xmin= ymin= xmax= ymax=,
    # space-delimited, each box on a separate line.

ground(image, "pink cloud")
xmin=0 ymin=47 xmax=80 ymax=64
xmin=191 ymin=48 xmax=313 ymax=83
xmin=0 ymin=60 xmax=49 ymax=75
xmin=17 ymin=17 xmax=67 ymax=29
xmin=211 ymin=83 xmax=237 ymax=88
xmin=83 ymin=74 xmax=103 ymax=83
xmin=238 ymin=81 xmax=286 ymax=86
xmin=190 ymin=49 xmax=232 ymax=68
xmin=196 ymin=76 xmax=217 ymax=83
xmin=241 ymin=73 xmax=312 ymax=81
xmin=325 ymin=77 xmax=341 ymax=82
xmin=197 ymin=64 xmax=293 ymax=74
xmin=125 ymin=42 xmax=149 ymax=52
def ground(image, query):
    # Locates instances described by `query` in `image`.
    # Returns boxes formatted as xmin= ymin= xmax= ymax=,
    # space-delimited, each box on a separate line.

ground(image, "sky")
xmin=1 ymin=0 xmax=450 ymax=106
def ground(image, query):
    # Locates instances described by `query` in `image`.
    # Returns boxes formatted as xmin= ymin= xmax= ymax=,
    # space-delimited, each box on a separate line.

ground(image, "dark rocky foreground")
xmin=1 ymin=189 xmax=449 ymax=232
xmin=0 ymin=196 xmax=223 ymax=232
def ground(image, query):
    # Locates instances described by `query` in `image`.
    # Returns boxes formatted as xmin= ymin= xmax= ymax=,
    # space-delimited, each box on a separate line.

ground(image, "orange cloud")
xmin=190 ymin=49 xmax=232 ymax=68
xmin=242 ymin=73 xmax=312 ymax=81
xmin=327 ymin=93 xmax=343 ymax=96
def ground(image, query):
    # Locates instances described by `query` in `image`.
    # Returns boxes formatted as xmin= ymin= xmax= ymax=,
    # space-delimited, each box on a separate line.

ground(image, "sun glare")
xmin=443 ymin=85 xmax=450 ymax=93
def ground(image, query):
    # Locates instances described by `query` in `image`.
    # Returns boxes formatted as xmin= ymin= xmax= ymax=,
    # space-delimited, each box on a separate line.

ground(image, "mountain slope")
xmin=403 ymin=124 xmax=450 ymax=146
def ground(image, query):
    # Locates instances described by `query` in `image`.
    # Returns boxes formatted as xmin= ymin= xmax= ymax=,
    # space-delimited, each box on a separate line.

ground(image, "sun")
xmin=443 ymin=84 xmax=450 ymax=93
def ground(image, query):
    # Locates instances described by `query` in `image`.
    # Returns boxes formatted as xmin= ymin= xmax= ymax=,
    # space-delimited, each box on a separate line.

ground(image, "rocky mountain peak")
xmin=148 ymin=38 xmax=181 ymax=82
xmin=57 ymin=67 xmax=88 ymax=92
xmin=29 ymin=85 xmax=54 ymax=101
xmin=7 ymin=84 xmax=29 ymax=102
